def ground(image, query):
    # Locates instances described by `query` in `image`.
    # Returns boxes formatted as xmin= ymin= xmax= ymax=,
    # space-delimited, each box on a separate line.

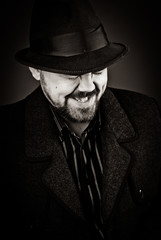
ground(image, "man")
xmin=1 ymin=0 xmax=161 ymax=239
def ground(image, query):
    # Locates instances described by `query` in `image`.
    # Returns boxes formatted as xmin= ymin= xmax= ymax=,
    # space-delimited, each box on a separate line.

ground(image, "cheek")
xmin=102 ymin=81 xmax=108 ymax=93
xmin=40 ymin=80 xmax=58 ymax=102
xmin=40 ymin=76 xmax=79 ymax=103
xmin=45 ymin=83 xmax=77 ymax=103
xmin=96 ymin=77 xmax=107 ymax=92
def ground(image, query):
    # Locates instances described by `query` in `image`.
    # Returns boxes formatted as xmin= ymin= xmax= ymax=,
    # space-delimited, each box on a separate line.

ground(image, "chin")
xmin=67 ymin=105 xmax=97 ymax=123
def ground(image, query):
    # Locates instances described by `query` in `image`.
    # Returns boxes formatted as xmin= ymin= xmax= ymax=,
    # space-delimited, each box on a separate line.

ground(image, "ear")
xmin=29 ymin=67 xmax=41 ymax=81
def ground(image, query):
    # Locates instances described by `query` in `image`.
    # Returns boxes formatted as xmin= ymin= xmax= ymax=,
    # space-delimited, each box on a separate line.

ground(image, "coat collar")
xmin=25 ymin=87 xmax=135 ymax=158
xmin=25 ymin=87 xmax=56 ymax=159
xmin=100 ymin=88 xmax=136 ymax=222
xmin=100 ymin=88 xmax=136 ymax=142
xmin=24 ymin=86 xmax=136 ymax=221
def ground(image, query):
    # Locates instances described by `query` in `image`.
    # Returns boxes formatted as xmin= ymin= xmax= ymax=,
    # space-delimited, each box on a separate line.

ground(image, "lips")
xmin=67 ymin=88 xmax=98 ymax=104
xmin=74 ymin=96 xmax=89 ymax=103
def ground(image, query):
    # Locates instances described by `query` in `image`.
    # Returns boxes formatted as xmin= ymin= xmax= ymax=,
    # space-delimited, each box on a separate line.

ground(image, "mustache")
xmin=68 ymin=88 xmax=98 ymax=99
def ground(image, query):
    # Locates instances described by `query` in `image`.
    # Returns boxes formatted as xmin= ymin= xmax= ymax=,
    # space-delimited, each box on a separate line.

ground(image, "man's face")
xmin=39 ymin=68 xmax=108 ymax=122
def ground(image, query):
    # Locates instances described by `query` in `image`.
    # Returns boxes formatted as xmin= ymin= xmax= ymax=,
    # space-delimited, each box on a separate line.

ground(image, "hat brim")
xmin=15 ymin=42 xmax=128 ymax=75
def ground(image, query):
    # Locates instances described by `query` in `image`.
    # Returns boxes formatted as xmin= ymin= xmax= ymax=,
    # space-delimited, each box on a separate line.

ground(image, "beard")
xmin=51 ymin=89 xmax=100 ymax=123
xmin=54 ymin=99 xmax=99 ymax=123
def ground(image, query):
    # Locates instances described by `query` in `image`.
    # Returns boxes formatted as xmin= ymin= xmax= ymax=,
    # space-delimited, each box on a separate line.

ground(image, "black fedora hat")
xmin=15 ymin=0 xmax=128 ymax=75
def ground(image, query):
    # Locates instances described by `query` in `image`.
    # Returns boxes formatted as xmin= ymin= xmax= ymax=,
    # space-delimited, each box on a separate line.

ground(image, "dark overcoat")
xmin=1 ymin=86 xmax=161 ymax=240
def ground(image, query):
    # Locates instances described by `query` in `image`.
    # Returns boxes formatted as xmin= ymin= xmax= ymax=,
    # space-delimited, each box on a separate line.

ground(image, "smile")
xmin=74 ymin=97 xmax=89 ymax=103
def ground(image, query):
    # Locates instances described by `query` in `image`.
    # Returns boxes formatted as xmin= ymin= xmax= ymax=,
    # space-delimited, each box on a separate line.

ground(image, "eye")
xmin=68 ymin=75 xmax=79 ymax=80
xmin=93 ymin=70 xmax=103 ymax=75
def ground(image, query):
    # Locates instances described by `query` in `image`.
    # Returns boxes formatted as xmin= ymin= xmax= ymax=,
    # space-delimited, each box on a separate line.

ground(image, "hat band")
xmin=30 ymin=25 xmax=109 ymax=57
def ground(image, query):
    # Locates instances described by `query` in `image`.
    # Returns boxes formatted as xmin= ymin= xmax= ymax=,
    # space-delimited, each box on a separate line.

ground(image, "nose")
xmin=77 ymin=73 xmax=95 ymax=92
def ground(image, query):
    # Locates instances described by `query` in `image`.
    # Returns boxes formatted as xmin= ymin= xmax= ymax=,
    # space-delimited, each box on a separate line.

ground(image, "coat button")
xmin=138 ymin=189 xmax=144 ymax=200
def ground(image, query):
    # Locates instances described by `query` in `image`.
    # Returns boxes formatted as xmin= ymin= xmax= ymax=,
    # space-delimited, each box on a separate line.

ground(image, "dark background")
xmin=0 ymin=0 xmax=161 ymax=105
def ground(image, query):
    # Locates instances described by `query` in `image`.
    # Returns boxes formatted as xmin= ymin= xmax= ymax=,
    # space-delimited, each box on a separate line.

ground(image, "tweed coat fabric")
xmin=0 ymin=86 xmax=161 ymax=240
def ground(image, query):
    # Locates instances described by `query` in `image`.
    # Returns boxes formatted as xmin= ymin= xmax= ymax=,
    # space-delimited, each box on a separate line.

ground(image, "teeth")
xmin=74 ymin=97 xmax=88 ymax=102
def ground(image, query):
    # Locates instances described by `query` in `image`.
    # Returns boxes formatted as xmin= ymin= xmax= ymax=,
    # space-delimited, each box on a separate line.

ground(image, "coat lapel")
xmin=25 ymin=87 xmax=85 ymax=219
xmin=24 ymin=86 xmax=136 ymax=222
xmin=25 ymin=87 xmax=55 ymax=159
xmin=100 ymin=88 xmax=136 ymax=222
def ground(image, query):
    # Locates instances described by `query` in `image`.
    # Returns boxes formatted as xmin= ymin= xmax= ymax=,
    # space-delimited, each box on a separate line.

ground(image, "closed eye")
xmin=93 ymin=70 xmax=103 ymax=75
xmin=68 ymin=75 xmax=79 ymax=80
xmin=68 ymin=70 xmax=103 ymax=80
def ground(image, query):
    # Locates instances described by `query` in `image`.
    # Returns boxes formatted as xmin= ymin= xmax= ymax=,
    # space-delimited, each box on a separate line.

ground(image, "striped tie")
xmin=64 ymin=129 xmax=105 ymax=239
xmin=78 ymin=133 xmax=105 ymax=239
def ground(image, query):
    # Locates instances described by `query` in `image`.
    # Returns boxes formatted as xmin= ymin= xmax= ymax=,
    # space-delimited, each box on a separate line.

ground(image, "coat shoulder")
xmin=110 ymin=87 xmax=161 ymax=118
xmin=110 ymin=87 xmax=157 ymax=105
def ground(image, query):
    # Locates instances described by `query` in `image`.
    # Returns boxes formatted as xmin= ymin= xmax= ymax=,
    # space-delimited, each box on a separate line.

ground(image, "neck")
xmin=66 ymin=120 xmax=90 ymax=137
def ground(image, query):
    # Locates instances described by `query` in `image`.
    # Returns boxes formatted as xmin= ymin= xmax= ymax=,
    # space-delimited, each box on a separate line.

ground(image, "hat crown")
xmin=30 ymin=0 xmax=101 ymax=40
xmin=29 ymin=0 xmax=109 ymax=57
xmin=15 ymin=0 xmax=127 ymax=74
